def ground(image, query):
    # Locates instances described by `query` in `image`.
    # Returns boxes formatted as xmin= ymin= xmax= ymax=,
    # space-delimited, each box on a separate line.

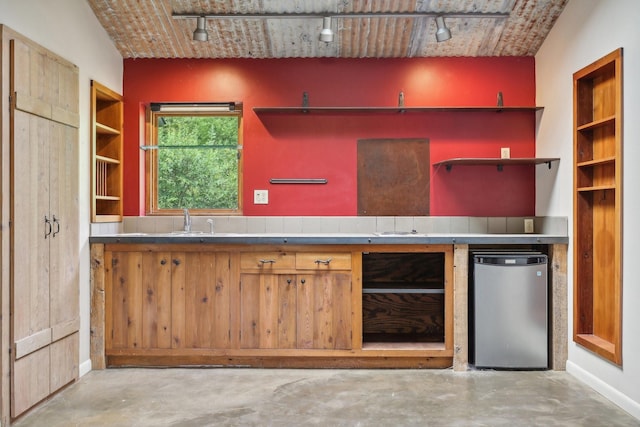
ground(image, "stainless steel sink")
xmin=169 ymin=231 xmax=205 ymax=236
xmin=374 ymin=231 xmax=424 ymax=236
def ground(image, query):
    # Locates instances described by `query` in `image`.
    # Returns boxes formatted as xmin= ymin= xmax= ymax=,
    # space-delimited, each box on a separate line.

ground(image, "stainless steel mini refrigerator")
xmin=473 ymin=253 xmax=548 ymax=369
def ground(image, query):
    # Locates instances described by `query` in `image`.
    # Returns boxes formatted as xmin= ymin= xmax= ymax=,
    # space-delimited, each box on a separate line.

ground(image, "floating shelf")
xmin=254 ymin=106 xmax=543 ymax=115
xmin=433 ymin=157 xmax=560 ymax=172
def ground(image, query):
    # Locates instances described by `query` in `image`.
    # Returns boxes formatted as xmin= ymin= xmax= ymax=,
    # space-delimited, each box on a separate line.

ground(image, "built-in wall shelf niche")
xmin=433 ymin=157 xmax=559 ymax=172
xmin=573 ymin=48 xmax=622 ymax=365
xmin=91 ymin=80 xmax=123 ymax=223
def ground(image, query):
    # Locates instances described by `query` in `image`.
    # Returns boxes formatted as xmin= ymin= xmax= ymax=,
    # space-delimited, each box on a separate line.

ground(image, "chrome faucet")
xmin=183 ymin=209 xmax=191 ymax=232
xmin=207 ymin=218 xmax=215 ymax=234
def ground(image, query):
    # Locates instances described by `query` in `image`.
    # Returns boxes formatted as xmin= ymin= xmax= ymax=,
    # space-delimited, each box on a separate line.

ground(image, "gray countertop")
xmin=90 ymin=232 xmax=568 ymax=245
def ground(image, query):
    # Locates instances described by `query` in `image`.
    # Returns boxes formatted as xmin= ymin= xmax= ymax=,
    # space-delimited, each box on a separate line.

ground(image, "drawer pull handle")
xmin=259 ymin=259 xmax=276 ymax=265
xmin=314 ymin=258 xmax=332 ymax=265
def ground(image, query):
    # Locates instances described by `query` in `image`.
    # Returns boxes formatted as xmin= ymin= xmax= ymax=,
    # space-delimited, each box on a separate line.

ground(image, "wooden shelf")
xmin=433 ymin=157 xmax=559 ymax=172
xmin=576 ymin=185 xmax=616 ymax=192
xmin=95 ymin=122 xmax=121 ymax=135
xmin=254 ymin=106 xmax=543 ymax=115
xmin=91 ymin=80 xmax=123 ymax=223
xmin=576 ymin=156 xmax=615 ymax=167
xmin=573 ymin=48 xmax=622 ymax=366
xmin=577 ymin=115 xmax=615 ymax=131
xmin=96 ymin=155 xmax=121 ymax=165
xmin=575 ymin=334 xmax=616 ymax=361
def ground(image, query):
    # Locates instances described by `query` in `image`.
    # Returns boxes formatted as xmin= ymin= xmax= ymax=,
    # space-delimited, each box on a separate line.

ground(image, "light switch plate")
xmin=254 ymin=189 xmax=268 ymax=204
xmin=500 ymin=147 xmax=511 ymax=159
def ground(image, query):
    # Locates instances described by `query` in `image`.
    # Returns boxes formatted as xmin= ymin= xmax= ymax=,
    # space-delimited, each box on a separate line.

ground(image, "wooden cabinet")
xmin=106 ymin=249 xmax=233 ymax=352
xmin=91 ymin=80 xmax=123 ymax=222
xmin=6 ymin=31 xmax=80 ymax=417
xmin=573 ymin=48 xmax=623 ymax=365
xmin=239 ymin=252 xmax=352 ymax=350
xmin=97 ymin=243 xmax=454 ymax=368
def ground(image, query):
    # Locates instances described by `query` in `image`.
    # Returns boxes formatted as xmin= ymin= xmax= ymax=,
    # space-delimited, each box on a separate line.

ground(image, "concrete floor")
xmin=13 ymin=368 xmax=639 ymax=427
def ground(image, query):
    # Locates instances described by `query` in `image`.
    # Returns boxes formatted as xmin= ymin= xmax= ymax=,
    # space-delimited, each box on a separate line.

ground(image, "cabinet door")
xmin=11 ymin=110 xmax=51 ymax=417
xmin=107 ymin=250 xmax=233 ymax=351
xmin=10 ymin=35 xmax=79 ymax=417
xmin=141 ymin=251 xmax=172 ymax=349
xmin=48 ymin=120 xmax=79 ymax=391
xmin=297 ymin=272 xmax=352 ymax=350
xmin=239 ymin=270 xmax=352 ymax=350
xmin=239 ymin=273 xmax=297 ymax=349
xmin=108 ymin=251 xmax=143 ymax=350
xmin=180 ymin=252 xmax=232 ymax=349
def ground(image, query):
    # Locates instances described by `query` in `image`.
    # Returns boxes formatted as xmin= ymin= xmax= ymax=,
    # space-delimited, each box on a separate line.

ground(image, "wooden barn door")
xmin=9 ymin=35 xmax=79 ymax=418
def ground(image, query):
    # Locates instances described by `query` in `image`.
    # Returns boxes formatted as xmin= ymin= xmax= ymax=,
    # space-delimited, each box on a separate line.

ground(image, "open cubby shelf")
xmin=362 ymin=252 xmax=446 ymax=344
xmin=91 ymin=81 xmax=123 ymax=223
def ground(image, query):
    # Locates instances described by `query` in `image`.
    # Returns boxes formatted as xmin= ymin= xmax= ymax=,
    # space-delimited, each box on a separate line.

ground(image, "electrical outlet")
xmin=253 ymin=189 xmax=268 ymax=205
xmin=500 ymin=147 xmax=511 ymax=159
xmin=524 ymin=218 xmax=534 ymax=233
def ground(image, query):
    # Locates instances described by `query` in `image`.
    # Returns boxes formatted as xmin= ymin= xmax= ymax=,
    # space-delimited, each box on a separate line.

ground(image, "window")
xmin=146 ymin=103 xmax=242 ymax=215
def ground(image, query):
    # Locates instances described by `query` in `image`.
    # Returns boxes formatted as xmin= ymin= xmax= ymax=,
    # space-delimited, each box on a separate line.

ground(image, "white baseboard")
xmin=79 ymin=359 xmax=92 ymax=377
xmin=566 ymin=360 xmax=640 ymax=420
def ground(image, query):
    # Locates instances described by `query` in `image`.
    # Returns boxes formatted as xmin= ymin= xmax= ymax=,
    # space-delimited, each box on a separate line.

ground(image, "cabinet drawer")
xmin=240 ymin=252 xmax=295 ymax=270
xmin=296 ymin=253 xmax=352 ymax=270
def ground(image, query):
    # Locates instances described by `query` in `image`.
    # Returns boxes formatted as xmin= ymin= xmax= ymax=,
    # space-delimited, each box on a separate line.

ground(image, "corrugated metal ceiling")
xmin=86 ymin=0 xmax=568 ymax=59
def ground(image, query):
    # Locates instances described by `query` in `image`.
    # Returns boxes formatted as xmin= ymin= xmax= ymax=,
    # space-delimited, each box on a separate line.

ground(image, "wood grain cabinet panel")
xmin=239 ymin=273 xmax=297 ymax=349
xmin=239 ymin=269 xmax=352 ymax=350
xmin=297 ymin=272 xmax=352 ymax=349
xmin=106 ymin=250 xmax=233 ymax=352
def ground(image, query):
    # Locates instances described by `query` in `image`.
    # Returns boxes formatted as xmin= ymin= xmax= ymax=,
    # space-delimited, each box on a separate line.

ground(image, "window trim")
xmin=145 ymin=104 xmax=243 ymax=216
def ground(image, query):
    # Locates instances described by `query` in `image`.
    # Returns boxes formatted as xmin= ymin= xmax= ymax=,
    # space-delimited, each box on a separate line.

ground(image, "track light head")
xmin=435 ymin=16 xmax=451 ymax=42
xmin=193 ymin=16 xmax=209 ymax=41
xmin=319 ymin=16 xmax=334 ymax=42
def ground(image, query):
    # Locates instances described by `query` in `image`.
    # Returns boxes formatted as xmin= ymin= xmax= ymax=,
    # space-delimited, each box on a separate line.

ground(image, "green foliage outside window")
xmin=156 ymin=115 xmax=239 ymax=210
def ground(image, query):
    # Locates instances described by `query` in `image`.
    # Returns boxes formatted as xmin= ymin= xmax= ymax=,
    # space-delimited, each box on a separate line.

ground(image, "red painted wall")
xmin=123 ymin=57 xmax=536 ymax=216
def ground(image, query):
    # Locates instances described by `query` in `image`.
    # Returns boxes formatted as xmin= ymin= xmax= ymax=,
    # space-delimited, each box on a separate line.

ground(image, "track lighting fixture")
xmin=175 ymin=11 xmax=507 ymax=44
xmin=435 ymin=16 xmax=451 ymax=42
xmin=319 ymin=17 xmax=334 ymax=42
xmin=193 ymin=15 xmax=208 ymax=41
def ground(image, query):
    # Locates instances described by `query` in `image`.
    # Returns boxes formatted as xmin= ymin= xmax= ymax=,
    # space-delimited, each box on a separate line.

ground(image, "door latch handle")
xmin=52 ymin=215 xmax=60 ymax=237
xmin=44 ymin=215 xmax=52 ymax=239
